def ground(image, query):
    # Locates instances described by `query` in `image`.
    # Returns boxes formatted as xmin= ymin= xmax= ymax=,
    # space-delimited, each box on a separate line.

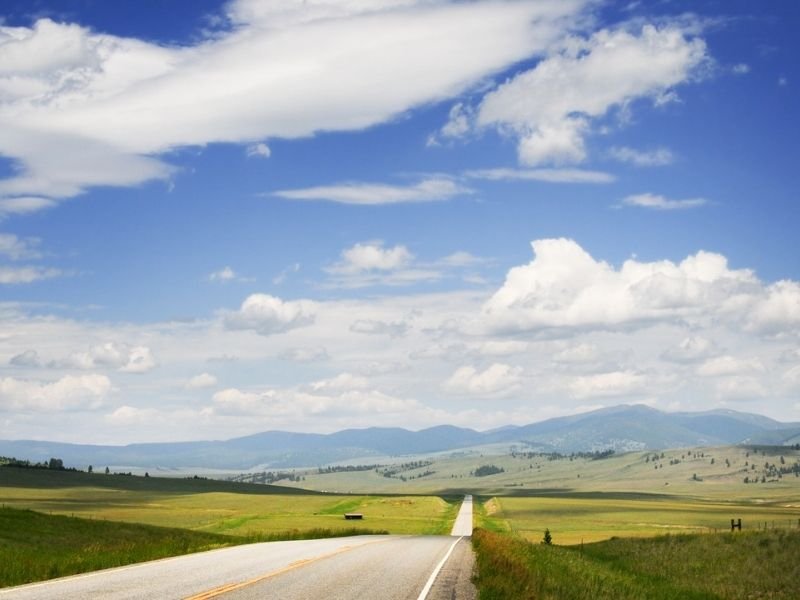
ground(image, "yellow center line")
xmin=183 ymin=538 xmax=391 ymax=600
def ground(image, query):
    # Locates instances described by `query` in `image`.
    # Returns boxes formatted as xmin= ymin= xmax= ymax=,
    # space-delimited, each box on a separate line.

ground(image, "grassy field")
xmin=266 ymin=444 xmax=800 ymax=499
xmin=476 ymin=493 xmax=800 ymax=545
xmin=0 ymin=506 xmax=388 ymax=588
xmin=472 ymin=527 xmax=800 ymax=599
xmin=0 ymin=468 xmax=460 ymax=536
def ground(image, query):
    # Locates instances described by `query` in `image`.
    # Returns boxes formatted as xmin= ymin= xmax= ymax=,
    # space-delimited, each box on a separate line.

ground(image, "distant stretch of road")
xmin=0 ymin=496 xmax=476 ymax=600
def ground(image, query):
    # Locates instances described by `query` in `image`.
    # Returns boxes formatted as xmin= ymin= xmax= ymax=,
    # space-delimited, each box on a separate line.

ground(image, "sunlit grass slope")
xmin=477 ymin=494 xmax=800 ymax=544
xmin=0 ymin=468 xmax=459 ymax=536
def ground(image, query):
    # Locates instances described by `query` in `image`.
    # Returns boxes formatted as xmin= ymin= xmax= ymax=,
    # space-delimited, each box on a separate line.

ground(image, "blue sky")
xmin=0 ymin=0 xmax=798 ymax=444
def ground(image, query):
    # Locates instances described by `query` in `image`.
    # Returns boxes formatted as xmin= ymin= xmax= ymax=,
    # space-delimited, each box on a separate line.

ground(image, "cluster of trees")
xmin=511 ymin=449 xmax=615 ymax=462
xmin=473 ymin=465 xmax=505 ymax=477
xmin=317 ymin=464 xmax=382 ymax=474
xmin=0 ymin=456 xmax=77 ymax=471
xmin=229 ymin=471 xmax=304 ymax=485
xmin=379 ymin=460 xmax=434 ymax=481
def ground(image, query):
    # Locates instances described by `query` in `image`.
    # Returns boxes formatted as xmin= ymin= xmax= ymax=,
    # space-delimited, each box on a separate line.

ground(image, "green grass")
xmin=472 ymin=528 xmax=800 ymax=600
xmin=0 ymin=506 xmax=388 ymax=589
xmin=268 ymin=445 xmax=800 ymax=502
xmin=0 ymin=468 xmax=457 ymax=536
xmin=478 ymin=494 xmax=800 ymax=544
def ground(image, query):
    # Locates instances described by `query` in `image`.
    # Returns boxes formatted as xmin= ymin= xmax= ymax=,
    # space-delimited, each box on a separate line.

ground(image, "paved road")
xmin=0 ymin=496 xmax=475 ymax=600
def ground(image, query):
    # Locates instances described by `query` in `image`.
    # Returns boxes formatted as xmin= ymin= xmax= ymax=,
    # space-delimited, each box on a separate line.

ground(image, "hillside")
xmin=0 ymin=405 xmax=797 ymax=470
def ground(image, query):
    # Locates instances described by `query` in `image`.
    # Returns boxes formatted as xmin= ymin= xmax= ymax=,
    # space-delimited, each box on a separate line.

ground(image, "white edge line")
xmin=416 ymin=536 xmax=463 ymax=600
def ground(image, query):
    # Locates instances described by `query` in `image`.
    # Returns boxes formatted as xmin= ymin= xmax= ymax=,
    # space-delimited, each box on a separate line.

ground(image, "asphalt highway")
xmin=0 ymin=496 xmax=476 ymax=599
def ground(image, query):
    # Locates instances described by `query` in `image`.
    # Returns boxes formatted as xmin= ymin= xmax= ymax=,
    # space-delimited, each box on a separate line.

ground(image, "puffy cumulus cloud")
xmin=325 ymin=241 xmax=441 ymax=288
xmin=568 ymin=370 xmax=648 ymax=399
xmin=329 ymin=242 xmax=412 ymax=275
xmin=482 ymin=238 xmax=763 ymax=334
xmin=443 ymin=363 xmax=522 ymax=396
xmin=186 ymin=372 xmax=218 ymax=389
xmin=273 ymin=177 xmax=470 ymax=206
xmin=477 ymin=340 xmax=529 ymax=357
xmin=620 ymin=192 xmax=707 ymax=210
xmin=223 ymin=293 xmax=316 ymax=335
xmin=59 ymin=342 xmax=157 ymax=374
xmin=661 ymin=336 xmax=716 ymax=364
xmin=0 ymin=373 xmax=111 ymax=412
xmin=475 ymin=24 xmax=707 ymax=166
xmin=0 ymin=1 xmax=587 ymax=209
xmin=696 ymin=356 xmax=765 ymax=377
xmin=746 ymin=280 xmax=800 ymax=335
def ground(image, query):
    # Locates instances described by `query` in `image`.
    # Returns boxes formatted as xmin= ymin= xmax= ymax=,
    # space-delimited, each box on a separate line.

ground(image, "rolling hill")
xmin=1 ymin=405 xmax=797 ymax=470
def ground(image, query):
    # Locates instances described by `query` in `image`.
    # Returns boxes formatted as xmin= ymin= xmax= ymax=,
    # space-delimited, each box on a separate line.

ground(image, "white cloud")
xmin=661 ymin=336 xmax=715 ymax=364
xmin=0 ymin=197 xmax=57 ymax=218
xmin=350 ymin=318 xmax=409 ymax=337
xmin=732 ymin=63 xmax=750 ymax=75
xmin=745 ymin=280 xmax=800 ymax=334
xmin=609 ymin=146 xmax=674 ymax=167
xmin=476 ymin=24 xmax=707 ymax=165
xmin=310 ymin=372 xmax=368 ymax=392
xmin=553 ymin=343 xmax=598 ymax=364
xmin=482 ymin=238 xmax=760 ymax=333
xmin=696 ymin=355 xmax=764 ymax=377
xmin=0 ymin=265 xmax=62 ymax=284
xmin=246 ymin=142 xmax=271 ymax=158
xmin=60 ymin=342 xmax=157 ymax=374
xmin=329 ymin=242 xmax=412 ymax=275
xmin=569 ymin=370 xmax=647 ymax=399
xmin=443 ymin=363 xmax=522 ymax=396
xmin=715 ymin=376 xmax=767 ymax=402
xmin=324 ymin=241 xmax=443 ymax=288
xmin=0 ymin=233 xmax=41 ymax=260
xmin=186 ymin=373 xmax=218 ymax=389
xmin=208 ymin=266 xmax=252 ymax=283
xmin=279 ymin=347 xmax=329 ymax=362
xmin=0 ymin=2 xmax=587 ymax=208
xmin=223 ymin=293 xmax=316 ymax=335
xmin=620 ymin=192 xmax=707 ymax=210
xmin=477 ymin=341 xmax=529 ymax=357
xmin=0 ymin=373 xmax=111 ymax=412
xmin=465 ymin=167 xmax=615 ymax=184
xmin=273 ymin=177 xmax=470 ymax=205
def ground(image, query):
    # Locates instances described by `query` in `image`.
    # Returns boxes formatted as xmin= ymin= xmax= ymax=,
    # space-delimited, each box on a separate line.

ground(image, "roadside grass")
xmin=0 ymin=469 xmax=457 ymax=536
xmin=480 ymin=494 xmax=800 ymax=544
xmin=0 ymin=506 xmax=388 ymax=589
xmin=472 ymin=528 xmax=800 ymax=600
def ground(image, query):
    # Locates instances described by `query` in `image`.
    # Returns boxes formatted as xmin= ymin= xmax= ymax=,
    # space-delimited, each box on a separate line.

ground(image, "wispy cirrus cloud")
xmin=619 ymin=192 xmax=708 ymax=210
xmin=273 ymin=177 xmax=471 ymax=205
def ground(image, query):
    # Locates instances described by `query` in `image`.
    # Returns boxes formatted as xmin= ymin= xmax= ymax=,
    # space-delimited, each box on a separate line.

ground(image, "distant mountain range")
xmin=2 ymin=405 xmax=799 ymax=470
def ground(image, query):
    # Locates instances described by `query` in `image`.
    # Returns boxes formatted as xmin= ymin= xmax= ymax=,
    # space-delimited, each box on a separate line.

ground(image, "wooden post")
xmin=731 ymin=518 xmax=741 ymax=532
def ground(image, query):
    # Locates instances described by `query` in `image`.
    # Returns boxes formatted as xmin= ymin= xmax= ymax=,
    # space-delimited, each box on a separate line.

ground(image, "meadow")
xmin=0 ymin=468 xmax=460 ymax=536
xmin=0 ymin=506 xmax=389 ymax=588
xmin=472 ymin=527 xmax=800 ymax=599
xmin=475 ymin=493 xmax=800 ymax=544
